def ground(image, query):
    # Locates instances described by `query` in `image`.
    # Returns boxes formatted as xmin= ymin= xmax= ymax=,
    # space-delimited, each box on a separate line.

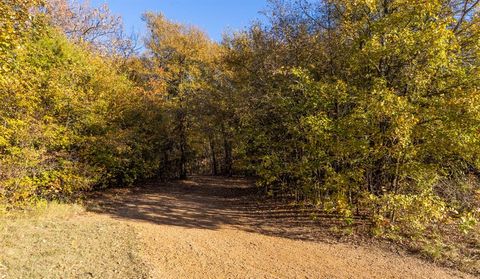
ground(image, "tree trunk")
xmin=221 ymin=124 xmax=232 ymax=177
xmin=209 ymin=135 xmax=218 ymax=176
xmin=178 ymin=111 xmax=188 ymax=179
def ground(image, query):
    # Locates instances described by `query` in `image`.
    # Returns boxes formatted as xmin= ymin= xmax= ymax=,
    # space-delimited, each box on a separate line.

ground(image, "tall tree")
xmin=144 ymin=13 xmax=215 ymax=178
xmin=45 ymin=0 xmax=138 ymax=57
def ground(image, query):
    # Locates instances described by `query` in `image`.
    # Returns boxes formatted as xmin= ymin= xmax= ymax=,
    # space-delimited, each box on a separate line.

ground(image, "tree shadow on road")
xmin=86 ymin=176 xmax=369 ymax=243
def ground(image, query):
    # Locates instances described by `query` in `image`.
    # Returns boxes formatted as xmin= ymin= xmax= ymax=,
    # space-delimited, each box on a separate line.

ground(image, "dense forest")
xmin=1 ymin=0 xmax=479 ymax=240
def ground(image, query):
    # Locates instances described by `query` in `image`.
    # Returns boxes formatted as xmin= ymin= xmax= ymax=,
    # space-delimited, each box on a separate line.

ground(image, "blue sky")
xmin=91 ymin=0 xmax=269 ymax=42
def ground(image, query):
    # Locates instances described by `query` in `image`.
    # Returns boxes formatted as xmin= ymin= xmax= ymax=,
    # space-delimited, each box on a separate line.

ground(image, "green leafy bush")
xmin=223 ymin=0 xmax=480 ymax=236
xmin=0 ymin=4 xmax=168 ymax=207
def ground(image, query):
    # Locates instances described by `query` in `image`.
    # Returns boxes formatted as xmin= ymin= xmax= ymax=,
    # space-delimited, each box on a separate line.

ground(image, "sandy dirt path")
xmin=90 ymin=176 xmax=473 ymax=279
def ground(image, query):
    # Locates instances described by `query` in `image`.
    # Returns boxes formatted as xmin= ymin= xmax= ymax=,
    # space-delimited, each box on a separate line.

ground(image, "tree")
xmin=0 ymin=1 xmax=167 ymax=206
xmin=144 ymin=13 xmax=216 ymax=178
xmin=44 ymin=0 xmax=139 ymax=58
xmin=223 ymin=0 xmax=480 ymax=234
xmin=0 ymin=0 xmax=44 ymax=75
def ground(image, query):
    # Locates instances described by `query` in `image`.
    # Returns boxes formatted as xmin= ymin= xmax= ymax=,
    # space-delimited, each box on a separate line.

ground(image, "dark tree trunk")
xmin=178 ymin=110 xmax=188 ymax=179
xmin=221 ymin=124 xmax=233 ymax=177
xmin=209 ymin=136 xmax=218 ymax=176
xmin=179 ymin=133 xmax=187 ymax=179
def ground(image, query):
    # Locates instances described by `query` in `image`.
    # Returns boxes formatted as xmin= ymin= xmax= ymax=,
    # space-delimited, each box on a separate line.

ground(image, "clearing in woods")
xmin=0 ymin=176 xmax=474 ymax=278
xmin=88 ymin=176 xmax=472 ymax=279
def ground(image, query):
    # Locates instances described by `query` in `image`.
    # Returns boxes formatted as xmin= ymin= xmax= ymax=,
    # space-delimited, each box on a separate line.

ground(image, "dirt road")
xmin=89 ymin=176 xmax=473 ymax=279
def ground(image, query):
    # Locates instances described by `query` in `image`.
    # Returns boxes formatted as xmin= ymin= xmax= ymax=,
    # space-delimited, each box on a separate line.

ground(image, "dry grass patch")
xmin=0 ymin=202 xmax=149 ymax=279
